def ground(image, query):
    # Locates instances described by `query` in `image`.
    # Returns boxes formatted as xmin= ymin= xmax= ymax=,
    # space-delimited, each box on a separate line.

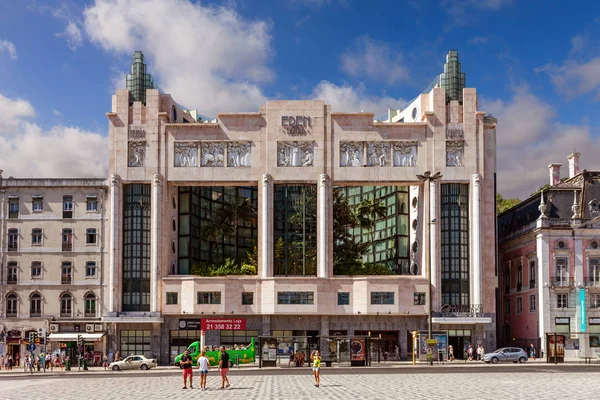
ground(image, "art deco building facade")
xmin=101 ymin=51 xmax=498 ymax=364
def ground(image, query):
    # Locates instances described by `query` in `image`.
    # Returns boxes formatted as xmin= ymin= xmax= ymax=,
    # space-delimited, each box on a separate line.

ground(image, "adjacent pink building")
xmin=498 ymin=153 xmax=600 ymax=358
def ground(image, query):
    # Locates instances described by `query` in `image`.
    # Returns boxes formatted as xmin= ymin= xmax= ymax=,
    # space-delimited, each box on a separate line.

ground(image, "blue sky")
xmin=0 ymin=0 xmax=599 ymax=198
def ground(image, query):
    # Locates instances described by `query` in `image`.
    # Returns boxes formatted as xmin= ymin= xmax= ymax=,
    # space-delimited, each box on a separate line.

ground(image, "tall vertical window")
xmin=85 ymin=261 xmax=97 ymax=277
xmin=120 ymin=330 xmax=151 ymax=357
xmin=62 ymin=228 xmax=73 ymax=251
xmin=7 ymin=262 xmax=18 ymax=284
xmin=32 ymin=228 xmax=43 ymax=246
xmin=84 ymin=293 xmax=96 ymax=317
xmin=63 ymin=195 xmax=73 ymax=218
xmin=517 ymin=263 xmax=523 ymax=290
xmin=31 ymin=262 xmax=42 ymax=278
xmin=504 ymin=298 xmax=510 ymax=315
xmin=6 ymin=293 xmax=18 ymax=317
xmin=61 ymin=262 xmax=72 ymax=284
xmin=30 ymin=293 xmax=41 ymax=317
xmin=555 ymin=257 xmax=569 ymax=286
xmin=529 ymin=259 xmax=536 ymax=288
xmin=589 ymin=258 xmax=600 ymax=285
xmin=32 ymin=196 xmax=43 ymax=212
xmin=274 ymin=185 xmax=317 ymax=276
xmin=86 ymin=228 xmax=97 ymax=245
xmin=8 ymin=197 xmax=19 ymax=218
xmin=516 ymin=297 xmax=523 ymax=314
xmin=8 ymin=229 xmax=18 ymax=251
xmin=86 ymin=195 xmax=98 ymax=212
xmin=60 ymin=293 xmax=72 ymax=317
xmin=123 ymin=184 xmax=151 ymax=311
xmin=529 ymin=294 xmax=536 ymax=312
xmin=441 ymin=183 xmax=470 ymax=306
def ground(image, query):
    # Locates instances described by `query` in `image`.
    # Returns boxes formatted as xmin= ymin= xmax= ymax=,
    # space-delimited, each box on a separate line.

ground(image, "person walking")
xmin=448 ymin=345 xmax=455 ymax=361
xmin=102 ymin=353 xmax=109 ymax=370
xmin=310 ymin=350 xmax=322 ymax=387
xmin=394 ymin=345 xmax=400 ymax=361
xmin=529 ymin=344 xmax=536 ymax=360
xmin=218 ymin=346 xmax=230 ymax=390
xmin=197 ymin=350 xmax=210 ymax=391
xmin=180 ymin=349 xmax=193 ymax=389
xmin=467 ymin=344 xmax=474 ymax=361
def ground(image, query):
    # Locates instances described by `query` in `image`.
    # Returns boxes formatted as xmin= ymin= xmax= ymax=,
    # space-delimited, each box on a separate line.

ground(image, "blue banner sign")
xmin=580 ymin=289 xmax=587 ymax=332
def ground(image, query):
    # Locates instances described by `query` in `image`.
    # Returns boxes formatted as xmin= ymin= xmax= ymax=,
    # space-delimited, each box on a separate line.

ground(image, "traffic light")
xmin=77 ymin=334 xmax=83 ymax=348
xmin=29 ymin=332 xmax=38 ymax=344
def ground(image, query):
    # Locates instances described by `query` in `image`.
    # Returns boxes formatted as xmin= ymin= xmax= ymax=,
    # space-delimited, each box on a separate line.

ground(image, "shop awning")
xmin=47 ymin=333 xmax=105 ymax=342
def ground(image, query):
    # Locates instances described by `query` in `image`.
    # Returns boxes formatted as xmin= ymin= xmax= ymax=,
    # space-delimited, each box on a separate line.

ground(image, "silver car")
xmin=482 ymin=347 xmax=528 ymax=364
xmin=109 ymin=355 xmax=157 ymax=371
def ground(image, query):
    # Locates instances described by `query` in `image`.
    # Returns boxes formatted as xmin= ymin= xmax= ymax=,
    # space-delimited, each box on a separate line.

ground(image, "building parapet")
xmin=0 ymin=178 xmax=108 ymax=188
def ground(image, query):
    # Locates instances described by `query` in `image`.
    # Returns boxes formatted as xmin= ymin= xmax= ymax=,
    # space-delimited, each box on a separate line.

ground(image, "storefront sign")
xmin=589 ymin=318 xmax=600 ymax=324
xmin=555 ymin=317 xmax=570 ymax=325
xmin=178 ymin=319 xmax=201 ymax=330
xmin=128 ymin=127 xmax=146 ymax=140
xmin=350 ymin=338 xmax=365 ymax=361
xmin=201 ymin=318 xmax=246 ymax=331
xmin=281 ymin=116 xmax=311 ymax=136
xmin=580 ymin=289 xmax=587 ymax=332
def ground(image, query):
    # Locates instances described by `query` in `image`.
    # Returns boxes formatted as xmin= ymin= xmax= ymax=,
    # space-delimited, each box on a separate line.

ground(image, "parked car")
xmin=482 ymin=347 xmax=528 ymax=364
xmin=109 ymin=355 xmax=157 ymax=371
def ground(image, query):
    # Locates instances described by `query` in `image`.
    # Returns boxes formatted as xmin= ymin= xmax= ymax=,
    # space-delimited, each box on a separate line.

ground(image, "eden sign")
xmin=281 ymin=116 xmax=311 ymax=136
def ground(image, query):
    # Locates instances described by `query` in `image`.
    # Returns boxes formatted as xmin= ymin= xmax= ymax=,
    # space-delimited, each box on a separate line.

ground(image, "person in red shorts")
xmin=218 ymin=346 xmax=231 ymax=389
xmin=180 ymin=350 xmax=193 ymax=389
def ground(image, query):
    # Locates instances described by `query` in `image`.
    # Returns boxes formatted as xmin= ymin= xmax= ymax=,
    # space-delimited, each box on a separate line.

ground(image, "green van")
xmin=174 ymin=338 xmax=255 ymax=367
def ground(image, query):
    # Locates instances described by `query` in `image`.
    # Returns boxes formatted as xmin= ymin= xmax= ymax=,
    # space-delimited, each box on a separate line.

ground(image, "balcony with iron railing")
xmin=7 ymin=243 xmax=18 ymax=252
xmin=517 ymin=282 xmax=522 ymax=292
xmin=530 ymin=279 xmax=536 ymax=289
xmin=7 ymin=275 xmax=17 ymax=284
xmin=551 ymin=277 xmax=574 ymax=288
xmin=585 ymin=277 xmax=600 ymax=287
xmin=62 ymin=242 xmax=73 ymax=252
xmin=6 ymin=310 xmax=17 ymax=318
xmin=61 ymin=274 xmax=72 ymax=284
xmin=433 ymin=304 xmax=485 ymax=318
xmin=60 ymin=310 xmax=72 ymax=318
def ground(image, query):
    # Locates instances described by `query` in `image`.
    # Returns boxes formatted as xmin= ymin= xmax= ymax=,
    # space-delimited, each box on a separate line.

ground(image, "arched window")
xmin=6 ymin=293 xmax=18 ymax=317
xmin=84 ymin=292 xmax=96 ymax=317
xmin=29 ymin=292 xmax=41 ymax=317
xmin=60 ymin=293 xmax=72 ymax=318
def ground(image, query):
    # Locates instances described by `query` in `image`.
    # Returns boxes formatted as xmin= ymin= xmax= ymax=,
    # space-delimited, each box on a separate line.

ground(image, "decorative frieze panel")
xmin=128 ymin=141 xmax=146 ymax=167
xmin=201 ymin=143 xmax=225 ymax=167
xmin=340 ymin=141 xmax=418 ymax=167
xmin=174 ymin=142 xmax=198 ymax=167
xmin=446 ymin=123 xmax=464 ymax=139
xmin=366 ymin=142 xmax=391 ymax=167
xmin=227 ymin=142 xmax=251 ymax=167
xmin=340 ymin=142 xmax=363 ymax=167
xmin=446 ymin=141 xmax=464 ymax=167
xmin=393 ymin=141 xmax=418 ymax=167
xmin=277 ymin=141 xmax=314 ymax=167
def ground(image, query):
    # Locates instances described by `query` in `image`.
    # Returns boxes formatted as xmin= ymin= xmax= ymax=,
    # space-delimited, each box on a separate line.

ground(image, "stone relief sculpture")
xmin=227 ymin=142 xmax=251 ymax=167
xmin=174 ymin=142 xmax=198 ymax=167
xmin=340 ymin=142 xmax=363 ymax=167
xmin=128 ymin=141 xmax=146 ymax=167
xmin=366 ymin=142 xmax=391 ymax=167
xmin=446 ymin=141 xmax=464 ymax=167
xmin=446 ymin=123 xmax=464 ymax=139
xmin=201 ymin=142 xmax=224 ymax=167
xmin=393 ymin=141 xmax=418 ymax=167
xmin=277 ymin=141 xmax=314 ymax=167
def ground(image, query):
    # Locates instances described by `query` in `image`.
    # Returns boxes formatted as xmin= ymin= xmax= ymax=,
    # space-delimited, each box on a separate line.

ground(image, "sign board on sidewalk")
xmin=201 ymin=318 xmax=246 ymax=330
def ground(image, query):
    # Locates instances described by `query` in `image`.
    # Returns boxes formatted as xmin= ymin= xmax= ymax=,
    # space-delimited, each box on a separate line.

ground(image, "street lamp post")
xmin=417 ymin=171 xmax=442 ymax=365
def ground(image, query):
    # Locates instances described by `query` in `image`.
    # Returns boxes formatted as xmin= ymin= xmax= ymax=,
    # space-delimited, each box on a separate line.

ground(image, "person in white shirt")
xmin=198 ymin=350 xmax=211 ymax=391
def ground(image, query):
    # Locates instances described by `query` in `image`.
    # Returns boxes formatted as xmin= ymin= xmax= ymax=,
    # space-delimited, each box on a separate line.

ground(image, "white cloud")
xmin=469 ymin=36 xmax=490 ymax=45
xmin=537 ymin=57 xmax=600 ymax=100
xmin=310 ymin=81 xmax=406 ymax=114
xmin=482 ymin=87 xmax=600 ymax=199
xmin=442 ymin=0 xmax=513 ymax=26
xmin=57 ymin=21 xmax=83 ymax=50
xmin=340 ymin=36 xmax=410 ymax=85
xmin=0 ymin=40 xmax=17 ymax=60
xmin=83 ymin=0 xmax=274 ymax=116
xmin=0 ymin=93 xmax=107 ymax=179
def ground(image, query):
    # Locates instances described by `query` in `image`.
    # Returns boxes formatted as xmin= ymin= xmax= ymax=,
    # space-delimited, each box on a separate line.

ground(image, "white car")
xmin=109 ymin=355 xmax=157 ymax=371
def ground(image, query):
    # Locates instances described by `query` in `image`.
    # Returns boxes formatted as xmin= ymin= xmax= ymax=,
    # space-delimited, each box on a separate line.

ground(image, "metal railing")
xmin=548 ymin=218 xmax=571 ymax=226
xmin=62 ymin=242 xmax=73 ymax=251
xmin=530 ymin=280 xmax=536 ymax=289
xmin=436 ymin=304 xmax=484 ymax=318
xmin=551 ymin=277 xmax=574 ymax=288
xmin=61 ymin=275 xmax=72 ymax=284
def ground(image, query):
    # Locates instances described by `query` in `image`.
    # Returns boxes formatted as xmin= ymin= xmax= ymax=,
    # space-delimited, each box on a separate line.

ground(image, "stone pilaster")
xmin=108 ymin=174 xmax=121 ymax=313
xmin=471 ymin=173 xmax=482 ymax=306
xmin=318 ymin=174 xmax=329 ymax=278
xmin=260 ymin=174 xmax=273 ymax=278
xmin=150 ymin=174 xmax=162 ymax=313
xmin=429 ymin=179 xmax=439 ymax=302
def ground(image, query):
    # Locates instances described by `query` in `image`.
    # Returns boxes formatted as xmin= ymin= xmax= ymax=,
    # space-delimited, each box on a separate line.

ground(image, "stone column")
xmin=318 ymin=174 xmax=329 ymax=278
xmin=151 ymin=174 xmax=162 ymax=313
xmin=261 ymin=174 xmax=273 ymax=278
xmin=320 ymin=316 xmax=330 ymax=357
xmin=471 ymin=173 xmax=482 ymax=306
xmin=108 ymin=174 xmax=121 ymax=313
xmin=536 ymin=233 xmax=550 ymax=356
xmin=429 ymin=179 xmax=438 ymax=297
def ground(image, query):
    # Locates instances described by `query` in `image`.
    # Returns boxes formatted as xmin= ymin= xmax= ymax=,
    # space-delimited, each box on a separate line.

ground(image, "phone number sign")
xmin=201 ymin=318 xmax=246 ymax=331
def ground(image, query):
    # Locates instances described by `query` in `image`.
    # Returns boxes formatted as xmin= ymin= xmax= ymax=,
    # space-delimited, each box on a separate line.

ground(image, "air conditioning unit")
xmin=85 ymin=324 xmax=94 ymax=333
xmin=50 ymin=324 xmax=59 ymax=333
xmin=94 ymin=324 xmax=103 ymax=332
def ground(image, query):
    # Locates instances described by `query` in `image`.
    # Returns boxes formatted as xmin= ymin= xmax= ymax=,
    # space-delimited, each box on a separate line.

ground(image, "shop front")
xmin=47 ymin=333 xmax=105 ymax=366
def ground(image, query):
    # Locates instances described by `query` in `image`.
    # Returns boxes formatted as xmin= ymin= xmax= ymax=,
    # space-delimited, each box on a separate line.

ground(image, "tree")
xmin=200 ymin=215 xmax=227 ymax=263
xmin=218 ymin=197 xmax=256 ymax=264
xmin=332 ymin=189 xmax=368 ymax=274
xmin=496 ymin=193 xmax=521 ymax=214
xmin=357 ymin=197 xmax=388 ymax=263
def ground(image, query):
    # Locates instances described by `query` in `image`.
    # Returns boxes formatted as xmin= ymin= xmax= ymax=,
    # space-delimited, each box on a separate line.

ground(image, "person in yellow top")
xmin=310 ymin=350 xmax=322 ymax=387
